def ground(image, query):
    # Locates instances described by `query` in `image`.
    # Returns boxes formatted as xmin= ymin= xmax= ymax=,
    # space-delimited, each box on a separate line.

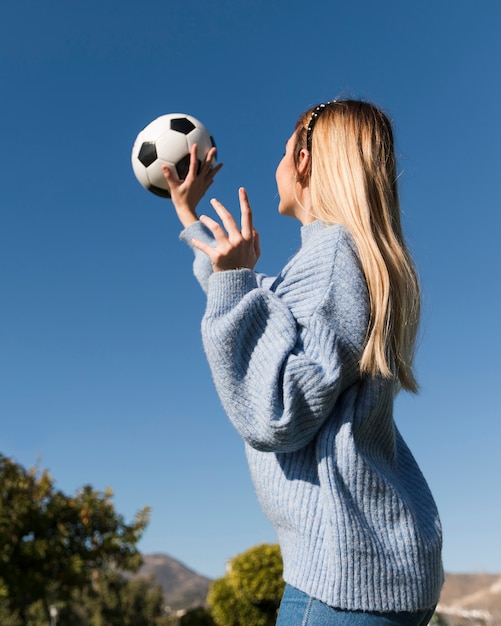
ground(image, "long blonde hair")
xmin=295 ymin=100 xmax=420 ymax=392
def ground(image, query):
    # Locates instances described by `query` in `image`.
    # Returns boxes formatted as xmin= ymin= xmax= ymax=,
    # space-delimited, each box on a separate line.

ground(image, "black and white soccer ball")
xmin=131 ymin=113 xmax=217 ymax=198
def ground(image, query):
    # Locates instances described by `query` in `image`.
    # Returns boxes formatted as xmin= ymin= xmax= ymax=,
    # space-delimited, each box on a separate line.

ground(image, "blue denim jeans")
xmin=276 ymin=585 xmax=436 ymax=626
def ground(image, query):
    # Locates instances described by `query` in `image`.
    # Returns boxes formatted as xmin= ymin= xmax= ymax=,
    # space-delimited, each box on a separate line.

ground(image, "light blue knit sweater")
xmin=180 ymin=219 xmax=443 ymax=612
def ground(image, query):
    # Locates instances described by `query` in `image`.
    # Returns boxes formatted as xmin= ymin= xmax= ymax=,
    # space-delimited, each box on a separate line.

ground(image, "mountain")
xmin=135 ymin=555 xmax=501 ymax=623
xmin=438 ymin=573 xmax=501 ymax=625
xmin=134 ymin=553 xmax=213 ymax=611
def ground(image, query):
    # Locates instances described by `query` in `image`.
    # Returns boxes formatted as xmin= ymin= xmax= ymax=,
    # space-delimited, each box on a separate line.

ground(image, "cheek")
xmin=276 ymin=159 xmax=292 ymax=192
xmin=275 ymin=160 xmax=284 ymax=186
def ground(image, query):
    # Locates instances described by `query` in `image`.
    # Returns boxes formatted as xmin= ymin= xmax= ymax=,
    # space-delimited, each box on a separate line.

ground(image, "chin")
xmin=278 ymin=202 xmax=294 ymax=218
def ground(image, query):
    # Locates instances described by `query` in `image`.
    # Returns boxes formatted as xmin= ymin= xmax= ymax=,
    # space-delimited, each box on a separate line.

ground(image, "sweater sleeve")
xmin=201 ymin=234 xmax=367 ymax=453
xmin=179 ymin=222 xmax=215 ymax=294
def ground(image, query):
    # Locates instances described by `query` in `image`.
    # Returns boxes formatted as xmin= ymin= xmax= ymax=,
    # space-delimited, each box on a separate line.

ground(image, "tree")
xmin=0 ymin=453 xmax=150 ymax=622
xmin=0 ymin=599 xmax=22 ymax=626
xmin=207 ymin=544 xmax=284 ymax=626
xmin=0 ymin=575 xmax=173 ymax=626
xmin=178 ymin=607 xmax=216 ymax=626
xmin=61 ymin=571 xmax=171 ymax=626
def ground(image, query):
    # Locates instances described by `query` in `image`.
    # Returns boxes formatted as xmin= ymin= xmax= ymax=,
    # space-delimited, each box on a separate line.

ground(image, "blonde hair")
xmin=295 ymin=100 xmax=420 ymax=392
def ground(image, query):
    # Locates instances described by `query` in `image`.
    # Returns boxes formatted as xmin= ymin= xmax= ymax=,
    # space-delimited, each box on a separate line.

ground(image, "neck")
xmin=294 ymin=187 xmax=315 ymax=225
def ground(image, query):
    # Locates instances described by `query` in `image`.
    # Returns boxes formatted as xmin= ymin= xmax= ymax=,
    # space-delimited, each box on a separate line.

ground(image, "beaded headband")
xmin=306 ymin=101 xmax=336 ymax=152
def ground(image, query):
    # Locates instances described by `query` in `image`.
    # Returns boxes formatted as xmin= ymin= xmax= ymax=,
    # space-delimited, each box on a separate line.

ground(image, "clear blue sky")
xmin=1 ymin=0 xmax=500 ymax=579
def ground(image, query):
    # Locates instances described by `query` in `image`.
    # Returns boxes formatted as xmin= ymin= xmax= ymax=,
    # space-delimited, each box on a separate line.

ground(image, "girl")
xmin=162 ymin=99 xmax=443 ymax=625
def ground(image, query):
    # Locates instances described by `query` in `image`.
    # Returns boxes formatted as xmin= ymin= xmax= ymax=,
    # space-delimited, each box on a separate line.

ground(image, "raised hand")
xmin=192 ymin=187 xmax=261 ymax=272
xmin=162 ymin=144 xmax=223 ymax=227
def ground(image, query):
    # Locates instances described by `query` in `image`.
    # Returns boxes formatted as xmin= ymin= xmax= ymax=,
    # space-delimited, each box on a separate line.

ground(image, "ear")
xmin=296 ymin=149 xmax=311 ymax=182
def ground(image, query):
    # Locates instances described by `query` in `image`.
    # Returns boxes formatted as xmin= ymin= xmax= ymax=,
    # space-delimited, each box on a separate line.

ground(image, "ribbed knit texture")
xmin=180 ymin=220 xmax=443 ymax=612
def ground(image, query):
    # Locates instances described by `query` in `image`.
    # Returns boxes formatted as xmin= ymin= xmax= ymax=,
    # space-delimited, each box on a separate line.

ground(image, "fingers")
xmin=199 ymin=213 xmax=231 ymax=248
xmin=195 ymin=190 xmax=259 ymax=271
xmin=186 ymin=143 xmax=199 ymax=180
xmin=204 ymin=146 xmax=217 ymax=168
xmin=239 ymin=187 xmax=253 ymax=240
xmin=202 ymin=162 xmax=223 ymax=189
xmin=163 ymin=145 xmax=221 ymax=187
xmin=190 ymin=145 xmax=221 ymax=180
xmin=191 ymin=237 xmax=216 ymax=258
xmin=161 ymin=164 xmax=179 ymax=184
xmin=208 ymin=189 xmax=253 ymax=241
xmin=209 ymin=161 xmax=224 ymax=178
xmin=209 ymin=198 xmax=241 ymax=241
xmin=205 ymin=148 xmax=224 ymax=183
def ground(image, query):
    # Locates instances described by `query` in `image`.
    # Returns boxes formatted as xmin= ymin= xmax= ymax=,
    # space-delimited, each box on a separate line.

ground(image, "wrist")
xmin=174 ymin=205 xmax=199 ymax=227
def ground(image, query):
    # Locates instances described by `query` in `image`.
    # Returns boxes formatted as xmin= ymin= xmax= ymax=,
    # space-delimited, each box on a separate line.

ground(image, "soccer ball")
xmin=131 ymin=113 xmax=217 ymax=198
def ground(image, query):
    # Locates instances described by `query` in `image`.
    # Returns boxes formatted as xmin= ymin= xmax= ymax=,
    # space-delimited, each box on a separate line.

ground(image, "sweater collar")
xmin=300 ymin=220 xmax=325 ymax=246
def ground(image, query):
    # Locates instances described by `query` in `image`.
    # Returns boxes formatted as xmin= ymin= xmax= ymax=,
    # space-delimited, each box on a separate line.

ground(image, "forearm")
xmin=176 ymin=206 xmax=200 ymax=228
